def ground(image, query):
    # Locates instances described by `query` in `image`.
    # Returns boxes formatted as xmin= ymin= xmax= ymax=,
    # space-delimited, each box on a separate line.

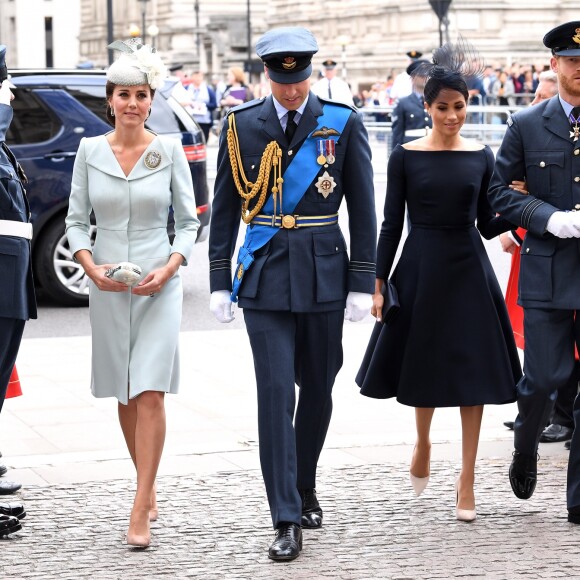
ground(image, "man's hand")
xmin=344 ymin=292 xmax=372 ymax=322
xmin=546 ymin=211 xmax=580 ymax=238
xmin=0 ymin=80 xmax=13 ymax=106
xmin=210 ymin=290 xmax=235 ymax=323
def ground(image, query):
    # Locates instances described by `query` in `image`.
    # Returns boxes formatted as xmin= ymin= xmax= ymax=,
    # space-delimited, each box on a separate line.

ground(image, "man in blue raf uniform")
xmin=488 ymin=21 xmax=580 ymax=522
xmin=0 ymin=45 xmax=36 ymax=535
xmin=390 ymin=59 xmax=432 ymax=151
xmin=208 ymin=27 xmax=376 ymax=561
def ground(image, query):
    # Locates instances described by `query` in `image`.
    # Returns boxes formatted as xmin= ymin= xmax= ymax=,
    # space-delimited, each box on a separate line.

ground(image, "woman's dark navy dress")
xmin=356 ymin=145 xmax=522 ymax=407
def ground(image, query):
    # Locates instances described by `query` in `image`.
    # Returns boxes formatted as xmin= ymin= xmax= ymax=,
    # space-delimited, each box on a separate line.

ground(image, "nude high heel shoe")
xmin=126 ymin=507 xmax=151 ymax=548
xmin=455 ymin=479 xmax=476 ymax=522
xmin=409 ymin=445 xmax=430 ymax=497
xmin=410 ymin=472 xmax=430 ymax=497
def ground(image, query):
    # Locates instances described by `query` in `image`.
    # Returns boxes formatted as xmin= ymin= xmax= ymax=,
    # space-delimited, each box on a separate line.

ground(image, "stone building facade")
xmin=79 ymin=0 xmax=268 ymax=78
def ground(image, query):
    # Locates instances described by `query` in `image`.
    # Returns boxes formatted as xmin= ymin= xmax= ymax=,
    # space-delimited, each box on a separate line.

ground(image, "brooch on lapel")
xmin=144 ymin=150 xmax=162 ymax=169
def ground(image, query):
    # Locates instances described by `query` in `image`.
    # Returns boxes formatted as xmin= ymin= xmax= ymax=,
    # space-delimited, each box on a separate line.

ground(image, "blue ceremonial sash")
xmin=230 ymin=103 xmax=351 ymax=302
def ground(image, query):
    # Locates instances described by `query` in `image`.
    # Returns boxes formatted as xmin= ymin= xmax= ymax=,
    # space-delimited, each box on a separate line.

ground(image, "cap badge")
xmin=144 ymin=150 xmax=162 ymax=169
xmin=282 ymin=57 xmax=297 ymax=70
xmin=573 ymin=28 xmax=580 ymax=45
xmin=315 ymin=170 xmax=337 ymax=198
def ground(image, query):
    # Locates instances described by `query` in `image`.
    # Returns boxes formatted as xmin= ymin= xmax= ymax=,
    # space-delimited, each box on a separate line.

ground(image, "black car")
xmin=6 ymin=70 xmax=211 ymax=306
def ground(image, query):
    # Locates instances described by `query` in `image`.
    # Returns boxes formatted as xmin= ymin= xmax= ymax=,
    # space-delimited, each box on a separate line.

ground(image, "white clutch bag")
xmin=105 ymin=262 xmax=143 ymax=286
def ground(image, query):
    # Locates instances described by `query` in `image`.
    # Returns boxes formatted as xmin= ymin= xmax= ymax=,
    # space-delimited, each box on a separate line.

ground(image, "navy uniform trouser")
xmin=243 ymin=309 xmax=344 ymax=528
xmin=0 ymin=318 xmax=26 ymax=414
xmin=513 ymin=308 xmax=580 ymax=508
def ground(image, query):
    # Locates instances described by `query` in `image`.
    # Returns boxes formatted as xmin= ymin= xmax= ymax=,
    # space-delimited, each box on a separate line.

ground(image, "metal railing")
xmin=360 ymin=100 xmax=530 ymax=150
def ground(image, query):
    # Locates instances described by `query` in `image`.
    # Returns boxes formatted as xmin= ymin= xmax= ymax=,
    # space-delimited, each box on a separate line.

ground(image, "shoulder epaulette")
xmin=226 ymin=97 xmax=266 ymax=117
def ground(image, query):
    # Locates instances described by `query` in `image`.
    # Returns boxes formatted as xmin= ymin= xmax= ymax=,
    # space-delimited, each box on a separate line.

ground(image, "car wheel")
xmin=33 ymin=217 xmax=95 ymax=306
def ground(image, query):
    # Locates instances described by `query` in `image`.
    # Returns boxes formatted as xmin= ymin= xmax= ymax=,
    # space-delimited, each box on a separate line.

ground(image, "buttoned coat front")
xmin=209 ymin=93 xmax=377 ymax=311
xmin=66 ymin=134 xmax=199 ymax=404
xmin=390 ymin=93 xmax=431 ymax=151
xmin=488 ymin=96 xmax=580 ymax=309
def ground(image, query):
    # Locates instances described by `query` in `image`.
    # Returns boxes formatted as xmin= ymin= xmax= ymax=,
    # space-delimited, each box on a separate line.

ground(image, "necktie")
xmin=285 ymin=110 xmax=297 ymax=143
xmin=328 ymin=79 xmax=333 ymax=100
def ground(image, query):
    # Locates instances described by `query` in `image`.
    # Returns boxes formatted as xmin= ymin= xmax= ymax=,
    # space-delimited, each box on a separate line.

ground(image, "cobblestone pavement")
xmin=1 ymin=457 xmax=577 ymax=579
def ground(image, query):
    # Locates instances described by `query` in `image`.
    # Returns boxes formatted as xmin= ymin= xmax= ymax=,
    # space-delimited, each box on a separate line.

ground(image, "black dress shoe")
xmin=0 ymin=501 xmax=25 ymax=520
xmin=503 ymin=421 xmax=515 ymax=430
xmin=299 ymin=488 xmax=323 ymax=529
xmin=268 ymin=523 xmax=302 ymax=561
xmin=565 ymin=440 xmax=571 ymax=450
xmin=0 ymin=464 xmax=7 ymax=477
xmin=568 ymin=506 xmax=580 ymax=524
xmin=509 ymin=451 xmax=537 ymax=500
xmin=0 ymin=481 xmax=21 ymax=495
xmin=539 ymin=423 xmax=573 ymax=443
xmin=0 ymin=514 xmax=21 ymax=536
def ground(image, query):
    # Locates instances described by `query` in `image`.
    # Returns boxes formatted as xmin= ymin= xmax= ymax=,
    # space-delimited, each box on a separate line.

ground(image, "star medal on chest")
xmin=144 ymin=150 xmax=162 ymax=169
xmin=315 ymin=170 xmax=337 ymax=198
xmin=570 ymin=108 xmax=580 ymax=142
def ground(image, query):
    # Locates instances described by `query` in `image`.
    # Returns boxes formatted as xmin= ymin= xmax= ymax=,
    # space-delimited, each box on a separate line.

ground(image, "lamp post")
xmin=336 ymin=35 xmax=350 ymax=81
xmin=194 ymin=0 xmax=201 ymax=61
xmin=428 ymin=0 xmax=452 ymax=47
xmin=107 ymin=0 xmax=114 ymax=65
xmin=246 ymin=0 xmax=252 ymax=78
xmin=139 ymin=0 xmax=150 ymax=44
xmin=147 ymin=24 xmax=159 ymax=49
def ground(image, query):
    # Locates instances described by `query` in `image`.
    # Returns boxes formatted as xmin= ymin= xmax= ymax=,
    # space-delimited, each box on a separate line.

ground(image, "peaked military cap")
xmin=322 ymin=59 xmax=337 ymax=69
xmin=406 ymin=50 xmax=423 ymax=59
xmin=406 ymin=59 xmax=430 ymax=76
xmin=543 ymin=21 xmax=580 ymax=56
xmin=256 ymin=27 xmax=319 ymax=84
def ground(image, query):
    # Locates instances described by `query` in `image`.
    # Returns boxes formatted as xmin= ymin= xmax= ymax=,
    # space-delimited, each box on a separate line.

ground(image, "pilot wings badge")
xmin=312 ymin=126 xmax=341 ymax=138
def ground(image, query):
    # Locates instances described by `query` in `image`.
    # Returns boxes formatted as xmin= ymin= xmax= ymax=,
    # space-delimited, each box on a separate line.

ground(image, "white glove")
xmin=210 ymin=290 xmax=235 ymax=323
xmin=344 ymin=291 xmax=373 ymax=322
xmin=546 ymin=211 xmax=580 ymax=238
xmin=0 ymin=80 xmax=13 ymax=106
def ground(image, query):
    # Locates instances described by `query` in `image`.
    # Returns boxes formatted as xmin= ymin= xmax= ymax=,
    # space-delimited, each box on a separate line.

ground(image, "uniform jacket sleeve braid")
xmin=169 ymin=138 xmax=200 ymax=265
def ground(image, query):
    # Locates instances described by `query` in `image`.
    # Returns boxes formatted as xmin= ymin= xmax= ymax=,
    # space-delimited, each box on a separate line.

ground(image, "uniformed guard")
xmin=208 ymin=27 xmax=376 ymax=561
xmin=390 ymin=59 xmax=432 ymax=152
xmin=0 ymin=45 xmax=35 ymax=535
xmin=488 ymin=21 xmax=580 ymax=523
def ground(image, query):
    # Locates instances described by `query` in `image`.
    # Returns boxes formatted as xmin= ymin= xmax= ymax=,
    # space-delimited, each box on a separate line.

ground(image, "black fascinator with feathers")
xmin=411 ymin=36 xmax=485 ymax=104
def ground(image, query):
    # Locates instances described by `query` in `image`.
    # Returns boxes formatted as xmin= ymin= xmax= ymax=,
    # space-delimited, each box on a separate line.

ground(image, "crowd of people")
xmin=2 ymin=19 xmax=580 ymax=570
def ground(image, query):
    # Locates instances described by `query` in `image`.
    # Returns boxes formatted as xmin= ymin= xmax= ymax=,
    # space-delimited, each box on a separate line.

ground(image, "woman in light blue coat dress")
xmin=65 ymin=39 xmax=199 ymax=548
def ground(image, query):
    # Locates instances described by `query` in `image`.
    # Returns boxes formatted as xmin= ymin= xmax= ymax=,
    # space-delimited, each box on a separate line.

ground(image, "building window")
xmin=45 ymin=17 xmax=53 ymax=67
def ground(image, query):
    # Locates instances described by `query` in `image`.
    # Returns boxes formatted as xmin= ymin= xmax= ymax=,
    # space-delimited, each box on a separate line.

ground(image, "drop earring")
xmin=110 ymin=106 xmax=115 ymax=117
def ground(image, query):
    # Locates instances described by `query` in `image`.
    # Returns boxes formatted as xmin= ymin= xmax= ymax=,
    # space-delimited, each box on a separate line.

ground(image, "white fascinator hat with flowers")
xmin=107 ymin=38 xmax=167 ymax=90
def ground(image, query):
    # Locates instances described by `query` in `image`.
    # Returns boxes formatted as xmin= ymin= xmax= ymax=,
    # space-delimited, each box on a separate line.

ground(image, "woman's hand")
xmin=88 ymin=263 xmax=130 ymax=293
xmin=371 ymin=290 xmax=384 ymax=322
xmin=499 ymin=232 xmax=517 ymax=255
xmin=132 ymin=254 xmax=184 ymax=297
xmin=509 ymin=180 xmax=528 ymax=195
xmin=73 ymin=250 xmax=128 ymax=293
